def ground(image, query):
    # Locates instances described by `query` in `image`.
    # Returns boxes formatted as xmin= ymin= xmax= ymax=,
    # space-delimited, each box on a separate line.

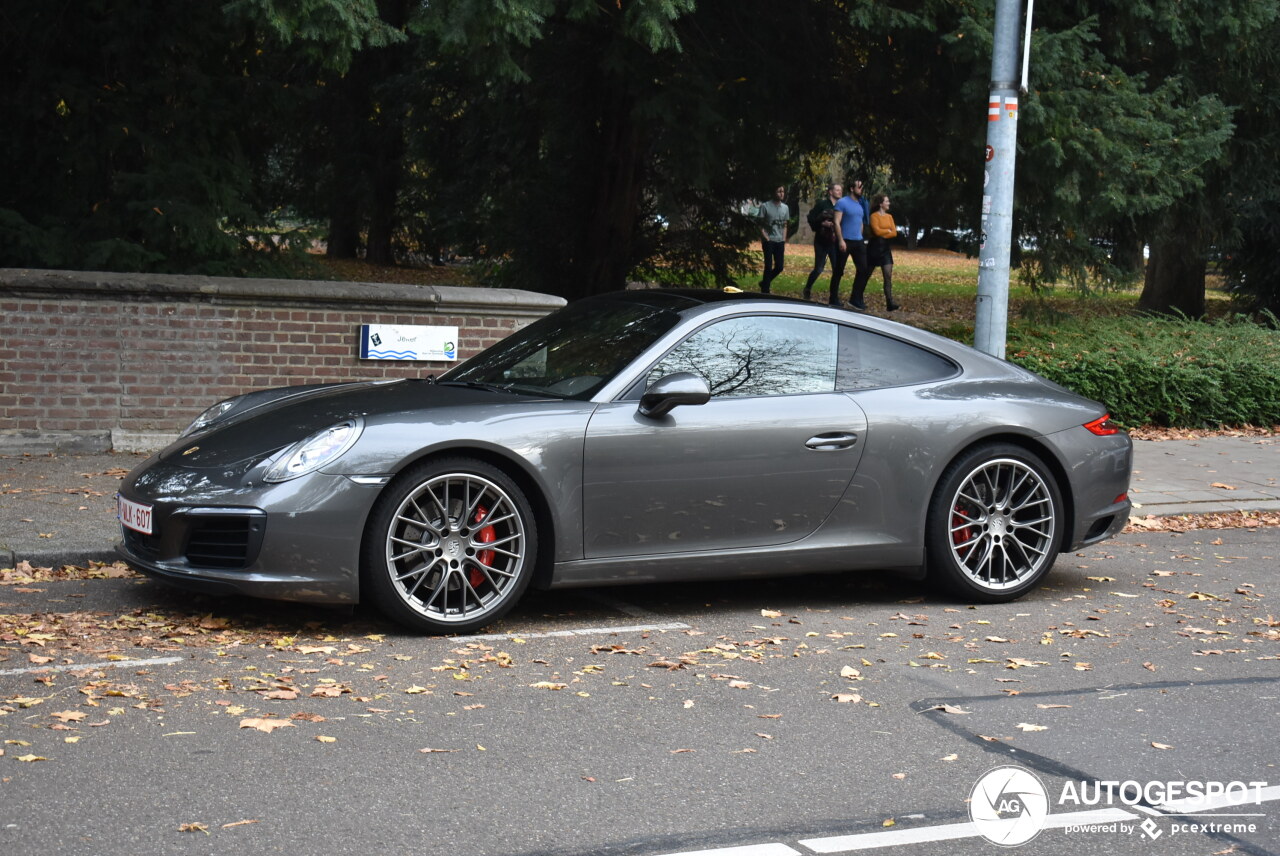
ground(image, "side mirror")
xmin=639 ymin=372 xmax=711 ymax=419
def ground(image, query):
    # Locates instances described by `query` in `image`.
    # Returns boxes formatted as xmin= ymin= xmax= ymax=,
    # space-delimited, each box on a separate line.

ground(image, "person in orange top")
xmin=868 ymin=194 xmax=901 ymax=311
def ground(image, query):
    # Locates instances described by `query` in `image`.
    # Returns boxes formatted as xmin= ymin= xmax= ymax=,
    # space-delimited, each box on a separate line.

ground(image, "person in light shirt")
xmin=756 ymin=185 xmax=790 ymax=293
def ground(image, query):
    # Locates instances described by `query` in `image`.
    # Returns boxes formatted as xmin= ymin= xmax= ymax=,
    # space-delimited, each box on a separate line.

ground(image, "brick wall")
xmin=0 ymin=269 xmax=564 ymax=452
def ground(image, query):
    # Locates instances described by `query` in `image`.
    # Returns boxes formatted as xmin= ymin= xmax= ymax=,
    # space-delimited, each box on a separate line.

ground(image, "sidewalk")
xmin=2 ymin=437 xmax=1279 ymax=570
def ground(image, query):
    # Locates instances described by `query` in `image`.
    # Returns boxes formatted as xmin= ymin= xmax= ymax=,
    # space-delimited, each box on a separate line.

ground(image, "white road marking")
xmin=452 ymin=621 xmax=691 ymax=642
xmin=0 ymin=655 xmax=184 ymax=677
xmin=801 ymin=808 xmax=1134 ymax=853
xmin=653 ymin=845 xmax=802 ymax=856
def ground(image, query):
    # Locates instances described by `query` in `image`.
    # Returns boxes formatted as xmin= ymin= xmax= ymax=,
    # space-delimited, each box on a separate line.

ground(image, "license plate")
xmin=118 ymin=495 xmax=153 ymax=535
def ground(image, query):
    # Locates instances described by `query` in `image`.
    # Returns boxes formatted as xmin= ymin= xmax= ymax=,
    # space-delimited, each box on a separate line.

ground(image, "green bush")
xmin=1007 ymin=313 xmax=1280 ymax=428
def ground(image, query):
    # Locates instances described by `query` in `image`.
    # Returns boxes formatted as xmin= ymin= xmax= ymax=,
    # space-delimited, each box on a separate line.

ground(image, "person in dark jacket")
xmin=802 ymin=182 xmax=843 ymax=303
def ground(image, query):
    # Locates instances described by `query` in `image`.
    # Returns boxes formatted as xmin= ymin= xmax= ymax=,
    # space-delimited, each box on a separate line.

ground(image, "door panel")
xmin=582 ymin=393 xmax=867 ymax=558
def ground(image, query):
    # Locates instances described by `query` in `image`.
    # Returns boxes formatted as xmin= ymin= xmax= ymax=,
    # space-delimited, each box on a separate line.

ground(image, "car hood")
xmin=159 ymin=380 xmax=545 ymax=468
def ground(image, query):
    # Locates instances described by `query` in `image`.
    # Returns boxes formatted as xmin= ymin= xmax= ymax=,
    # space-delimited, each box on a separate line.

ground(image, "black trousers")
xmin=760 ymin=240 xmax=785 ymax=292
xmin=842 ymin=239 xmax=871 ymax=304
xmin=803 ymin=240 xmax=843 ymax=299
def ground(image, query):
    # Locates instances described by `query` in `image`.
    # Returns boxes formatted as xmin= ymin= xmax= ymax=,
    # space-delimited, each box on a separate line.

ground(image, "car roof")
xmin=597 ymin=287 xmax=809 ymax=311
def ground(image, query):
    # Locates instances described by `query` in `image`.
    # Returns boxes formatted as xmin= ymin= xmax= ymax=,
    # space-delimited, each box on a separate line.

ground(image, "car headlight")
xmin=264 ymin=418 xmax=364 ymax=483
xmin=181 ymin=399 xmax=239 ymax=438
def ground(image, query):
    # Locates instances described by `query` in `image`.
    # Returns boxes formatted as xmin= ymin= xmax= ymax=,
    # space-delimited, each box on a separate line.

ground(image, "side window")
xmin=647 ymin=316 xmax=838 ymax=398
xmin=837 ymin=325 xmax=957 ymax=390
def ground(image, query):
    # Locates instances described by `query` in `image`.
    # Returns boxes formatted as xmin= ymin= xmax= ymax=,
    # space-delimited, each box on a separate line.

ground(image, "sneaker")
xmin=850 ymin=300 xmax=868 ymax=311
xmin=886 ymin=301 xmax=901 ymax=311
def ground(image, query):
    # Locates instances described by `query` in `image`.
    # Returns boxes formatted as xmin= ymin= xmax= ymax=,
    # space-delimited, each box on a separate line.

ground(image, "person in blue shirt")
xmin=834 ymin=179 xmax=872 ymax=310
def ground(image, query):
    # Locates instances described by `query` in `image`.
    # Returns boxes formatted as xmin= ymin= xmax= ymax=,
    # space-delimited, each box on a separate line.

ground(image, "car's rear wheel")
xmin=926 ymin=444 xmax=1062 ymax=602
xmin=362 ymin=457 xmax=537 ymax=634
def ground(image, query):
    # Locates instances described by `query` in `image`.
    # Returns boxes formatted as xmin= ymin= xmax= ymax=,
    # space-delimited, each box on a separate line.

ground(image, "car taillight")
xmin=1084 ymin=414 xmax=1122 ymax=436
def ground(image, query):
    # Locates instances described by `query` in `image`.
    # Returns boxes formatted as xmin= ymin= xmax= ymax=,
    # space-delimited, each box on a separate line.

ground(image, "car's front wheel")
xmin=926 ymin=444 xmax=1062 ymax=602
xmin=362 ymin=458 xmax=537 ymax=634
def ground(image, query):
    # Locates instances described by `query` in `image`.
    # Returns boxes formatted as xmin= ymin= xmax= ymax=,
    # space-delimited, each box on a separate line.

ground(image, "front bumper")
xmin=116 ymin=464 xmax=383 ymax=605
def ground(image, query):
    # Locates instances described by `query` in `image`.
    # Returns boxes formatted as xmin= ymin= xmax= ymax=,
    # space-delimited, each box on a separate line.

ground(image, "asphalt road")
xmin=2 ymin=528 xmax=1278 ymax=856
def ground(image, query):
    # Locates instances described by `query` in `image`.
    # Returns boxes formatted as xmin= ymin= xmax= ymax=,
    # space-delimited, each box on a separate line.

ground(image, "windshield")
xmin=439 ymin=294 xmax=685 ymax=399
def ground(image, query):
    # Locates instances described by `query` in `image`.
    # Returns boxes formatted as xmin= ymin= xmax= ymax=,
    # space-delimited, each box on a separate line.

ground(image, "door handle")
xmin=805 ymin=432 xmax=858 ymax=451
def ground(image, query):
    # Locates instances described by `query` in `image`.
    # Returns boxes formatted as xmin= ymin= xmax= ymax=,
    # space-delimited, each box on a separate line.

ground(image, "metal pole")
xmin=974 ymin=0 xmax=1026 ymax=359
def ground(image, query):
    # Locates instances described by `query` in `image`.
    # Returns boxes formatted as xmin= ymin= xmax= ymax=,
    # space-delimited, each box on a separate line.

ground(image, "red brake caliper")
xmin=951 ymin=504 xmax=973 ymax=557
xmin=471 ymin=506 xmax=496 ymax=588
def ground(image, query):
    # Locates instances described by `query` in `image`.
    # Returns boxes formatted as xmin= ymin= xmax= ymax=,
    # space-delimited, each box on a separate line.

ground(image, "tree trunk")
xmin=1111 ymin=237 xmax=1145 ymax=279
xmin=324 ymin=72 xmax=369 ymax=260
xmin=326 ymin=204 xmax=362 ymax=259
xmin=363 ymin=0 xmax=411 ymax=267
xmin=1138 ymin=228 xmax=1206 ymax=317
xmin=571 ymin=91 xmax=644 ymax=300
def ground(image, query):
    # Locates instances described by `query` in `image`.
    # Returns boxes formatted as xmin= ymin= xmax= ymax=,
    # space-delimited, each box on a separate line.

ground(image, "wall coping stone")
xmin=0 ymin=268 xmax=564 ymax=316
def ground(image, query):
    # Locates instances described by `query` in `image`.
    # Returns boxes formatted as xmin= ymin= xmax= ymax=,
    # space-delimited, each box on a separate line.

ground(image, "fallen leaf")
xmin=221 ymin=820 xmax=260 ymax=829
xmin=316 ymin=735 xmax=337 ymax=743
xmin=239 ymin=717 xmax=295 ymax=733
xmin=942 ymin=753 xmax=959 ymax=762
xmin=419 ymin=748 xmax=459 ymax=753
xmin=761 ymin=609 xmax=783 ymax=618
xmin=49 ymin=710 xmax=88 ymax=723
xmin=530 ymin=681 xmax=567 ymax=691
xmin=831 ymin=693 xmax=862 ymax=704
xmin=1210 ymin=482 xmax=1237 ymax=490
xmin=1151 ymin=742 xmax=1174 ymax=750
xmin=1016 ymin=723 xmax=1049 ymax=732
xmin=929 ymin=704 xmax=970 ymax=715
xmin=16 ymin=754 xmax=48 ymax=762
xmin=1035 ymin=704 xmax=1071 ymax=710
xmin=179 ymin=823 xmax=209 ymax=834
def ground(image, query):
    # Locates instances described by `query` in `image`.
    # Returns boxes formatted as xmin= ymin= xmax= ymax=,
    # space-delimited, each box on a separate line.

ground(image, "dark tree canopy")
xmin=2 ymin=0 xmax=1278 ymax=311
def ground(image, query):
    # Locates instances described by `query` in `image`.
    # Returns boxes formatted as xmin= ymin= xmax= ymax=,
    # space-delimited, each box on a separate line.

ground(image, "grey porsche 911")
xmin=116 ymin=289 xmax=1132 ymax=633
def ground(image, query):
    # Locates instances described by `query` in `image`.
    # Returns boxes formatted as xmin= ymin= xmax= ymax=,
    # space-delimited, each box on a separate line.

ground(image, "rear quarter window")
xmin=837 ymin=326 xmax=958 ymax=390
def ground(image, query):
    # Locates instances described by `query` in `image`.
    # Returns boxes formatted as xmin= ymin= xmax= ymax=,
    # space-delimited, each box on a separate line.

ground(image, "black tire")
xmin=362 ymin=457 xmax=538 ymax=634
xmin=926 ymin=443 xmax=1063 ymax=603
